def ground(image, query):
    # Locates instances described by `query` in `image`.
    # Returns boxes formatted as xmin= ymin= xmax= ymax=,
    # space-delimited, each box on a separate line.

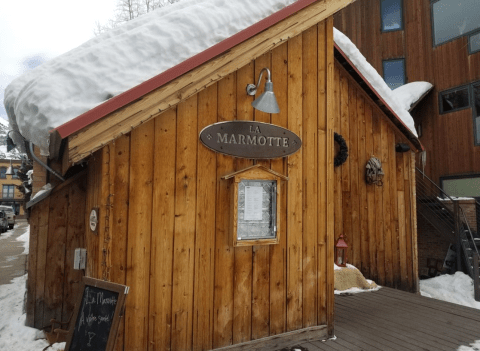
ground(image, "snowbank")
xmin=420 ymin=272 xmax=480 ymax=310
xmin=334 ymin=28 xmax=430 ymax=137
xmin=4 ymin=0 xmax=297 ymax=154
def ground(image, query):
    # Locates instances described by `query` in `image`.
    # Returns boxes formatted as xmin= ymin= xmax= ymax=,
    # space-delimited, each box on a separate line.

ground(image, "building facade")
xmin=0 ymin=159 xmax=25 ymax=217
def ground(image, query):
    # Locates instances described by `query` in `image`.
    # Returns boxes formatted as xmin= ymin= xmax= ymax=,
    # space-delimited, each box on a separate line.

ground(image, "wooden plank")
xmin=357 ymin=94 xmax=369 ymax=277
xmin=333 ymin=66 xmax=343 ymax=246
xmin=380 ymin=119 xmax=393 ymax=287
xmin=410 ymin=152 xmax=419 ymax=292
xmin=233 ymin=62 xmax=254 ymax=344
xmin=125 ymin=120 xmax=155 ymax=351
xmin=148 ymin=108 xmax=176 ymax=351
xmin=43 ymin=187 xmax=69 ymax=324
xmin=85 ymin=152 xmax=101 ymax=279
xmin=193 ymin=84 xmax=217 ymax=351
xmin=34 ymin=196 xmax=50 ymax=328
xmin=26 ymin=207 xmax=39 ymax=327
xmin=349 ymin=86 xmax=360 ymax=268
xmin=213 ymin=73 xmax=236 ymax=348
xmin=316 ymin=19 xmax=328 ymax=326
xmin=286 ymin=33 xmax=303 ymax=332
xmin=109 ymin=134 xmax=130 ymax=351
xmin=301 ymin=24 xmax=318 ymax=329
xmin=325 ymin=16 xmax=335 ymax=337
xmin=252 ymin=52 xmax=271 ymax=341
xmin=68 ymin=0 xmax=356 ymax=163
xmin=397 ymin=190 xmax=408 ymax=290
xmin=403 ymin=152 xmax=414 ymax=291
xmin=388 ymin=129 xmax=400 ymax=288
xmin=171 ymin=96 xmax=198 ymax=351
xmin=62 ymin=175 xmax=87 ymax=323
xmin=372 ymin=112 xmax=385 ymax=285
xmin=340 ymin=71 xmax=350 ymax=192
xmin=98 ymin=145 xmax=112 ymax=281
xmin=364 ymin=103 xmax=376 ymax=282
xmin=269 ymin=41 xmax=288 ymax=337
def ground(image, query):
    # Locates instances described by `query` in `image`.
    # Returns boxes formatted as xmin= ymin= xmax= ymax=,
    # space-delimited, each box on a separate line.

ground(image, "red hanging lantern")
xmin=335 ymin=234 xmax=348 ymax=267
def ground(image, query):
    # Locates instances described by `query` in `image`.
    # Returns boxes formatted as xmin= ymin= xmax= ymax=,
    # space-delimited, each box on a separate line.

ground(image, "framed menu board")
xmin=222 ymin=165 xmax=287 ymax=247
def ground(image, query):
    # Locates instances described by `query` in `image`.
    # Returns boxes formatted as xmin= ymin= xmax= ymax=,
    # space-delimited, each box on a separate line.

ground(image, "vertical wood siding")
xmin=333 ymin=61 xmax=418 ymax=291
xmin=82 ymin=20 xmax=333 ymax=350
xmin=334 ymin=0 xmax=480 ymax=183
xmin=26 ymin=174 xmax=87 ymax=329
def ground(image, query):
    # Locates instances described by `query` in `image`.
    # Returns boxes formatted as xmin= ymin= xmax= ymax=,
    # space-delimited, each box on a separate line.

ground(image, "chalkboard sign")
xmin=65 ymin=277 xmax=129 ymax=351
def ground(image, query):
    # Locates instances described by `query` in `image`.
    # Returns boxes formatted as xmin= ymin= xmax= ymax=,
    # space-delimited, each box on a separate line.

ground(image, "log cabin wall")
xmin=333 ymin=60 xmax=419 ymax=292
xmin=78 ymin=18 xmax=334 ymax=351
xmin=334 ymin=0 xmax=480 ymax=184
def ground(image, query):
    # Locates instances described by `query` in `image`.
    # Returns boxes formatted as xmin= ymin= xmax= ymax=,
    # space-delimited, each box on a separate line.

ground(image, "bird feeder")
xmin=335 ymin=234 xmax=348 ymax=267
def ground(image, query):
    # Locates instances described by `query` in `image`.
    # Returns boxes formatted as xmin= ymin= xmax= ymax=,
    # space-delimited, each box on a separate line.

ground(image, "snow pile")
xmin=420 ymin=272 xmax=480 ymax=309
xmin=334 ymin=263 xmax=380 ymax=294
xmin=334 ymin=28 xmax=430 ymax=138
xmin=4 ymin=0 xmax=297 ymax=154
xmin=392 ymin=82 xmax=433 ymax=111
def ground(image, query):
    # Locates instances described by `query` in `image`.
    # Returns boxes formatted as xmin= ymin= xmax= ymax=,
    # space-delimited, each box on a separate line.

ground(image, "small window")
xmin=383 ymin=59 xmax=405 ymax=90
xmin=442 ymin=176 xmax=480 ymax=198
xmin=0 ymin=168 xmax=6 ymax=179
xmin=473 ymin=84 xmax=480 ymax=144
xmin=469 ymin=32 xmax=480 ymax=54
xmin=439 ymin=86 xmax=470 ymax=114
xmin=2 ymin=185 xmax=15 ymax=199
xmin=381 ymin=0 xmax=403 ymax=32
xmin=12 ymin=168 xmax=18 ymax=179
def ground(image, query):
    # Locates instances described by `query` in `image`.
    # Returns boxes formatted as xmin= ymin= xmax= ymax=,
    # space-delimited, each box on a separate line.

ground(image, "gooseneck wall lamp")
xmin=246 ymin=68 xmax=280 ymax=114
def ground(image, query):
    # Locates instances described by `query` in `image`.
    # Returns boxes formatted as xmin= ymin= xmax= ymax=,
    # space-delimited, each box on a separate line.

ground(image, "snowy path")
xmin=0 ymin=220 xmax=28 ymax=285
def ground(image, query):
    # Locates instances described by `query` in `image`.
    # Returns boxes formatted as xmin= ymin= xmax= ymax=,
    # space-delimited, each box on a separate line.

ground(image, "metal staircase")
xmin=416 ymin=168 xmax=480 ymax=301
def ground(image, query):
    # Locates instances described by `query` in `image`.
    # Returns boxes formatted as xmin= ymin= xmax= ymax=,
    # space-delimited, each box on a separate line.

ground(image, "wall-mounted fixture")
xmin=366 ymin=157 xmax=384 ymax=186
xmin=5 ymin=159 xmax=14 ymax=177
xmin=246 ymin=68 xmax=280 ymax=114
xmin=335 ymin=234 xmax=348 ymax=267
xmin=395 ymin=143 xmax=411 ymax=153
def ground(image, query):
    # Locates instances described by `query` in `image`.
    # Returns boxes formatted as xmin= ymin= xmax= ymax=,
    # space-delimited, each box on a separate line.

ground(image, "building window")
xmin=441 ymin=175 xmax=480 ymax=199
xmin=0 ymin=167 xmax=6 ymax=179
xmin=381 ymin=0 xmax=403 ymax=32
xmin=469 ymin=31 xmax=480 ymax=54
xmin=439 ymin=81 xmax=480 ymax=145
xmin=2 ymin=185 xmax=15 ymax=199
xmin=382 ymin=58 xmax=405 ymax=90
xmin=12 ymin=168 xmax=18 ymax=179
xmin=439 ymin=86 xmax=470 ymax=114
xmin=432 ymin=0 xmax=480 ymax=46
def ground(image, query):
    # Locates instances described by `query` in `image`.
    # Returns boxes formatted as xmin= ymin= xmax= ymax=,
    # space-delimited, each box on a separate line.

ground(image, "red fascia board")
xmin=54 ymin=0 xmax=319 ymax=139
xmin=333 ymin=42 xmax=424 ymax=151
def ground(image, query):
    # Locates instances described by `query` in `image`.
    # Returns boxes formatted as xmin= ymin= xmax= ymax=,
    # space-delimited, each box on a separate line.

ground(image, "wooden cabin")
xmin=23 ymin=0 xmax=422 ymax=350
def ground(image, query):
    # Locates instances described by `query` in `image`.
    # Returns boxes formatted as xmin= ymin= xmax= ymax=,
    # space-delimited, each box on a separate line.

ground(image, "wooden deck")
xmin=286 ymin=287 xmax=480 ymax=351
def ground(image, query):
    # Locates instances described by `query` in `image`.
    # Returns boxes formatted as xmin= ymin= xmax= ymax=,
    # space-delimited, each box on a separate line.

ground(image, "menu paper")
xmin=244 ymin=186 xmax=263 ymax=220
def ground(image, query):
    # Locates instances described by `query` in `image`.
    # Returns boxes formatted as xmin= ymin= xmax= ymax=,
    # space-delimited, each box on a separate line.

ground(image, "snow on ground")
xmin=333 ymin=28 xmax=431 ymax=138
xmin=0 ymin=225 xmax=65 ymax=351
xmin=420 ymin=273 xmax=480 ymax=351
xmin=420 ymin=272 xmax=480 ymax=310
xmin=4 ymin=0 xmax=298 ymax=154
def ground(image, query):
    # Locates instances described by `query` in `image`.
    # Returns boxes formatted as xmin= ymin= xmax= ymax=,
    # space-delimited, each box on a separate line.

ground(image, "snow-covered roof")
xmin=5 ymin=0 xmax=425 ymax=157
xmin=333 ymin=28 xmax=431 ymax=141
xmin=4 ymin=0 xmax=306 ymax=154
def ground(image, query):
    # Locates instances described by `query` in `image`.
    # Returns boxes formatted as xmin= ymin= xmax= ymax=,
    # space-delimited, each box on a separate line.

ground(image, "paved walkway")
xmin=0 ymin=219 xmax=28 ymax=285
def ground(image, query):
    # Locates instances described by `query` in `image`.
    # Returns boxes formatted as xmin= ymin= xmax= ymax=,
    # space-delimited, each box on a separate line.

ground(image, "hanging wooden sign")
xmin=199 ymin=121 xmax=302 ymax=159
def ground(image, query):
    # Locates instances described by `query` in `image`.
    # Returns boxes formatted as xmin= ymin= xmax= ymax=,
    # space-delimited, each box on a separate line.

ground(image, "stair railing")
xmin=416 ymin=167 xmax=480 ymax=301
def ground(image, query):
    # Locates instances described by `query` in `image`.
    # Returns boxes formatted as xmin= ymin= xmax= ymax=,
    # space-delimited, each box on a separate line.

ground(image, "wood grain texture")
xmin=125 ymin=120 xmax=155 ymax=351
xmin=286 ymin=33 xmax=304 ymax=332
xmin=171 ymin=96 xmax=198 ymax=351
xmin=26 ymin=207 xmax=39 ymax=327
xmin=148 ymin=108 xmax=176 ymax=351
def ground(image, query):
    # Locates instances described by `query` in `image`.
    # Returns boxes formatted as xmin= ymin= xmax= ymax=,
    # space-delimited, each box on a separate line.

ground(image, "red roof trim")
xmin=54 ymin=0 xmax=319 ymax=139
xmin=333 ymin=42 xmax=424 ymax=151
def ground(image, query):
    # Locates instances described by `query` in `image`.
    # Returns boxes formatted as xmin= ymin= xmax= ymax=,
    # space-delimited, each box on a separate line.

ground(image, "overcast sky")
xmin=0 ymin=0 xmax=117 ymax=122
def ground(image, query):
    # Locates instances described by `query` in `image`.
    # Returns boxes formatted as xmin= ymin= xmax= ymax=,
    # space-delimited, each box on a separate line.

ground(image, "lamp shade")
xmin=5 ymin=160 xmax=14 ymax=176
xmin=251 ymin=81 xmax=280 ymax=114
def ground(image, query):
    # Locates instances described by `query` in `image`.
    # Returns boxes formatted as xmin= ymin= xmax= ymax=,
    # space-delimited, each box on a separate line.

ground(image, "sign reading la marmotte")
xmin=199 ymin=121 xmax=302 ymax=159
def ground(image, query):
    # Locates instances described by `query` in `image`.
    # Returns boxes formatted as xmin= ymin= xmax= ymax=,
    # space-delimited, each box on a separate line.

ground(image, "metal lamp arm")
xmin=246 ymin=68 xmax=272 ymax=96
